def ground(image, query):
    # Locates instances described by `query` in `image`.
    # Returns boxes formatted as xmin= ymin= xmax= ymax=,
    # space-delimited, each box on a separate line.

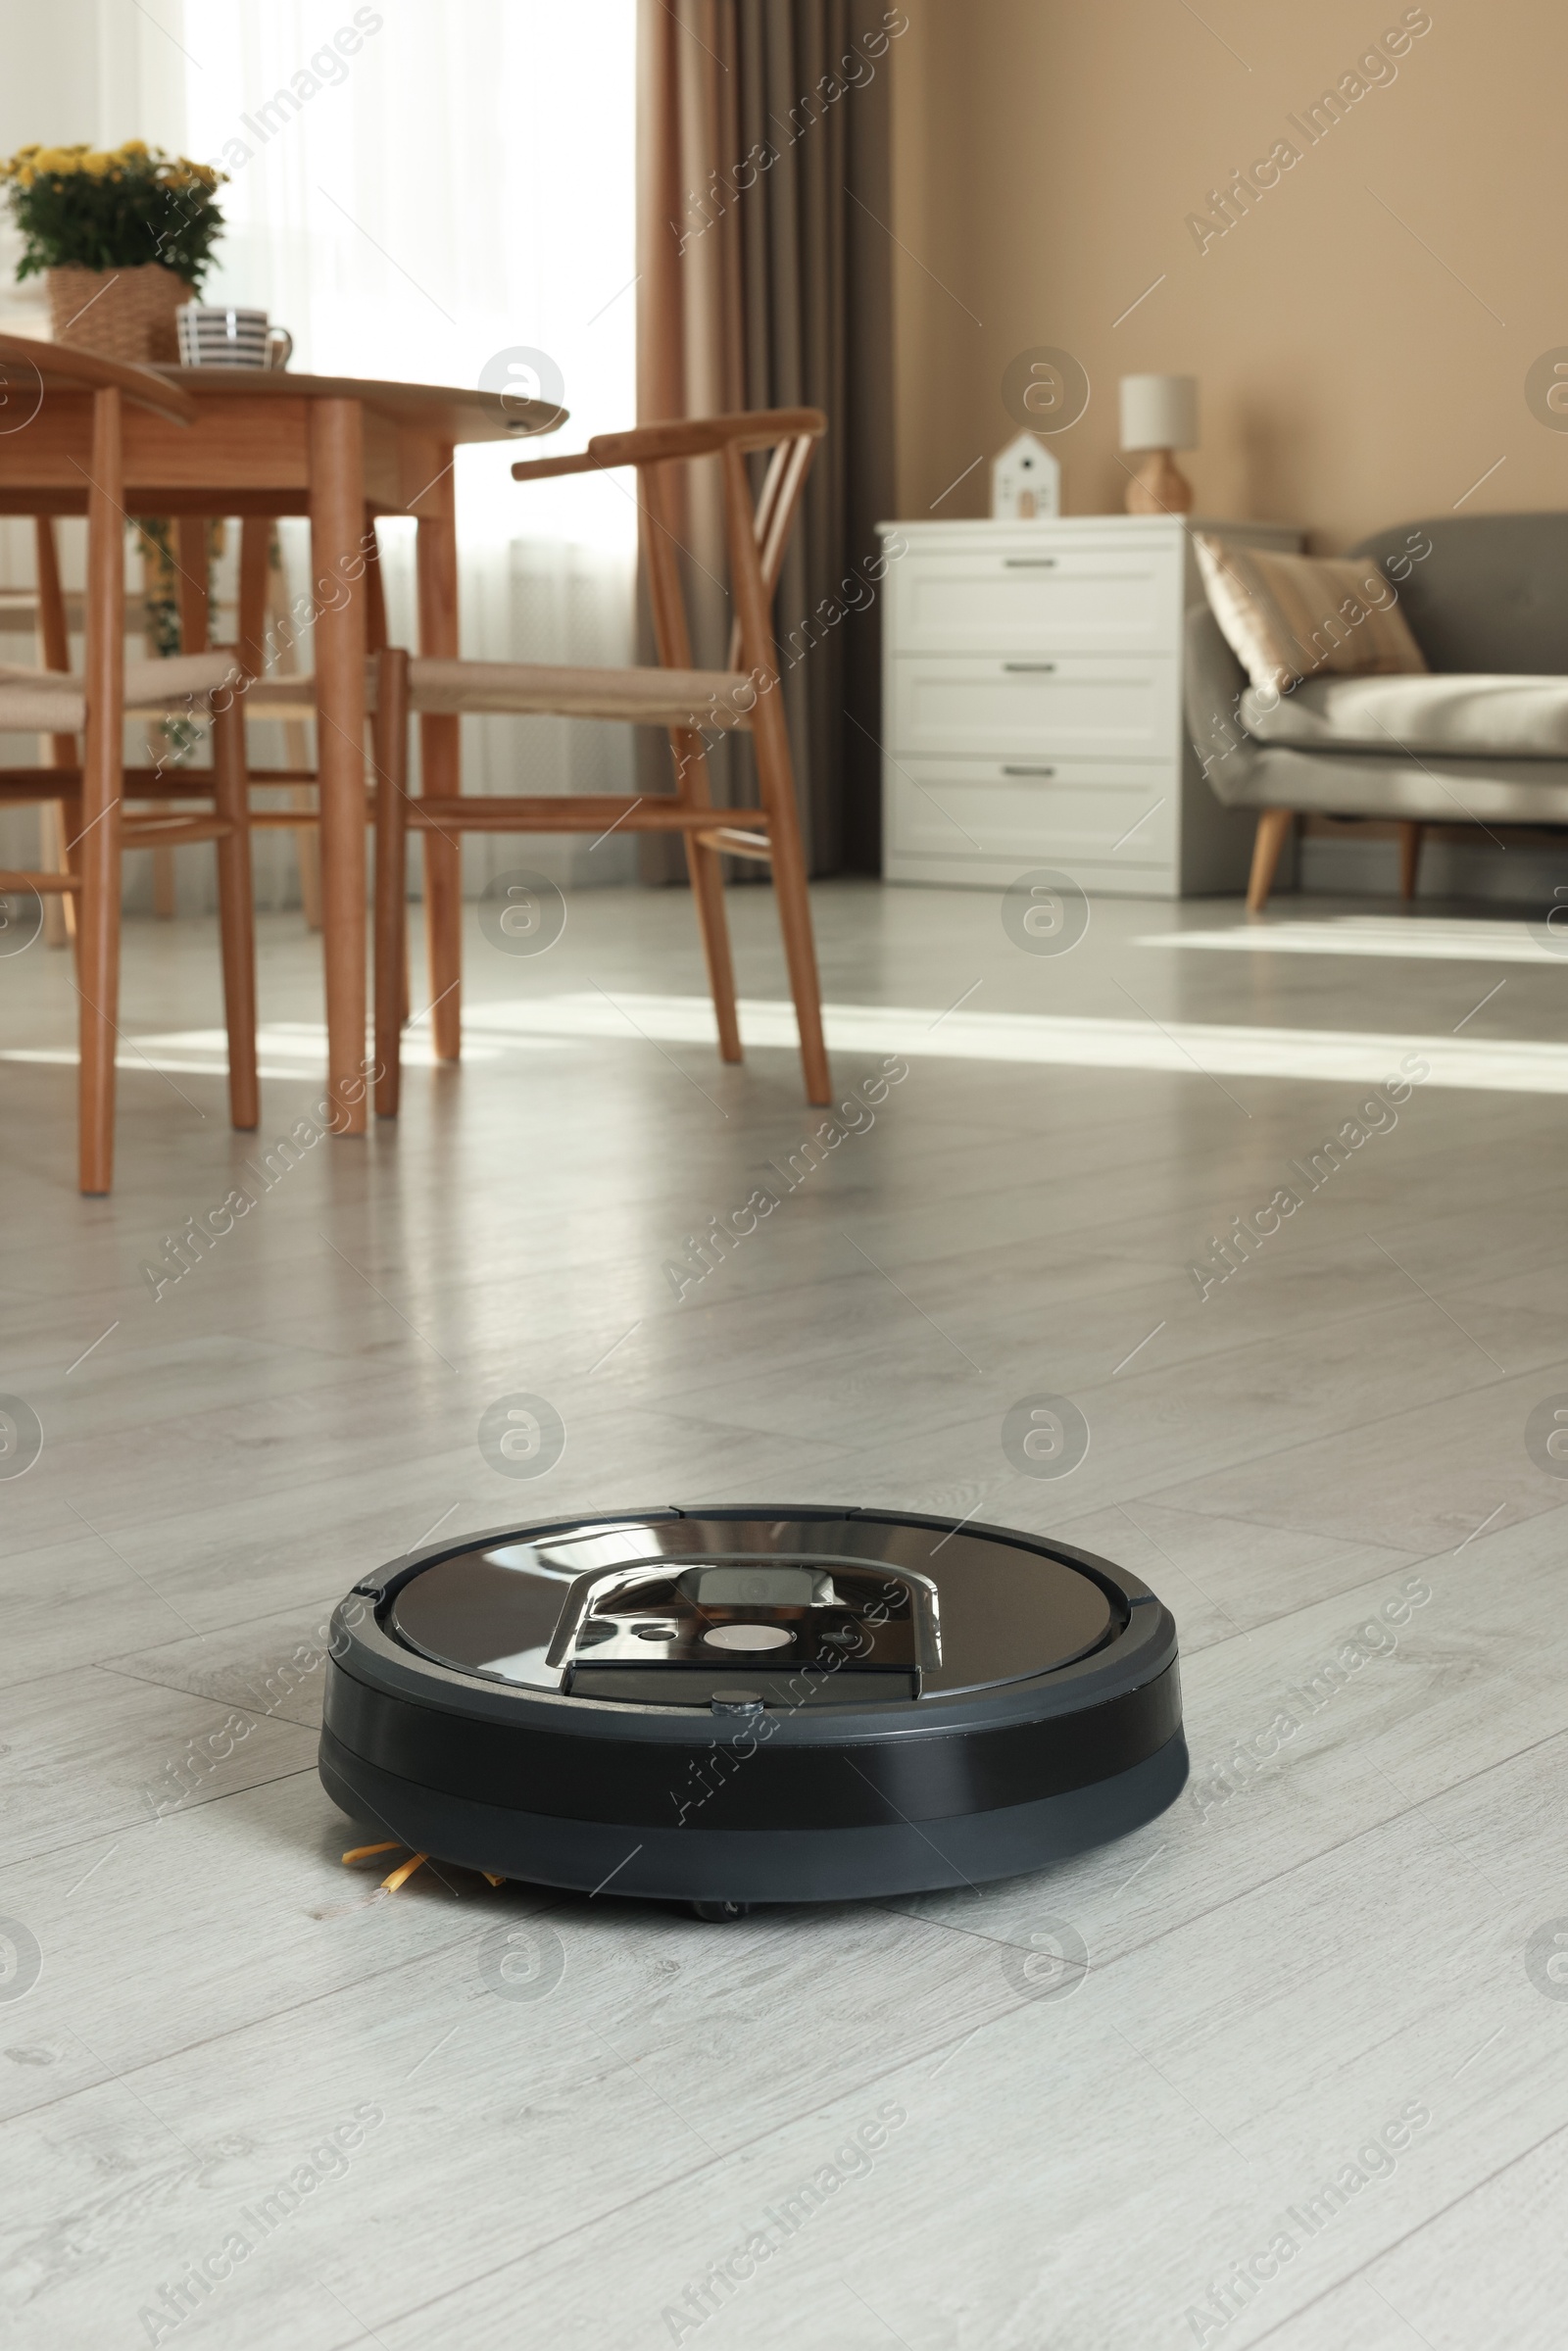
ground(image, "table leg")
xmin=309 ymin=398 xmax=369 ymax=1133
xmin=416 ymin=445 xmax=462 ymax=1060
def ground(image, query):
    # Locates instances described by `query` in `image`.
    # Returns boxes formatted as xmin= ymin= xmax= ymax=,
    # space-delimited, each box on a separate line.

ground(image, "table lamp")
xmin=1119 ymin=374 xmax=1199 ymax=514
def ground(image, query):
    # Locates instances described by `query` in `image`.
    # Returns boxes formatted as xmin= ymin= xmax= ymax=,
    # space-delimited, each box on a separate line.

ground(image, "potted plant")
xmin=0 ymin=140 xmax=227 ymax=363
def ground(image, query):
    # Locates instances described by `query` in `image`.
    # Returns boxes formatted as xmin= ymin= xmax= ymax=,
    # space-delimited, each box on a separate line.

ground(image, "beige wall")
xmin=890 ymin=0 xmax=1568 ymax=550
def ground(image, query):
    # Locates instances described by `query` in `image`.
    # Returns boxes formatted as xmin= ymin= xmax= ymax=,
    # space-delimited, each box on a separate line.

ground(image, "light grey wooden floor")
xmin=2 ymin=878 xmax=1565 ymax=2351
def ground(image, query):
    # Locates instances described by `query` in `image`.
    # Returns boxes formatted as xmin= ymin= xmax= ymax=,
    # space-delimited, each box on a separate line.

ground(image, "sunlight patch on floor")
xmin=8 ymin=993 xmax=1562 ymax=1093
xmin=1142 ymin=915 xmax=1562 ymax=964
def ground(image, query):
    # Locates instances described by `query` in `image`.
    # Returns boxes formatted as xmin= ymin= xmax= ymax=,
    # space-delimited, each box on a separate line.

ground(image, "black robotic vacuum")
xmin=319 ymin=1505 xmax=1186 ymax=1915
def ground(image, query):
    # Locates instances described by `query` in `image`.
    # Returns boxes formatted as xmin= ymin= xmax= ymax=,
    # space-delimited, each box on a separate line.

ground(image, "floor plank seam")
xmin=1247 ymin=2108 xmax=1568 ymax=2348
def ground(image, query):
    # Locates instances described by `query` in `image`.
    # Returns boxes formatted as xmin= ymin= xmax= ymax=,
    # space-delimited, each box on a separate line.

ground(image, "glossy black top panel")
xmin=387 ymin=1512 xmax=1116 ymax=1699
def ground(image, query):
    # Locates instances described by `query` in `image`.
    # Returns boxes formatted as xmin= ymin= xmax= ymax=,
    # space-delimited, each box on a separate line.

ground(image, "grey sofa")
xmin=1185 ymin=512 xmax=1568 ymax=907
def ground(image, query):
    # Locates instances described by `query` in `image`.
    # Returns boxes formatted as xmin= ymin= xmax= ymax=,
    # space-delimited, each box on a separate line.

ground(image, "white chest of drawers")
xmin=877 ymin=514 xmax=1302 ymax=898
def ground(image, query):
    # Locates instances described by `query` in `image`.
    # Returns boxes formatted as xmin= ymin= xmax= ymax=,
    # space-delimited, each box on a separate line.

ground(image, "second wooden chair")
xmin=369 ymin=407 xmax=832 ymax=1114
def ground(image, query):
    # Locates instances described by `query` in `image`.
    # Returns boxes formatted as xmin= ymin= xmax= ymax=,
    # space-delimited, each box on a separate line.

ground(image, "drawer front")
xmin=890 ymin=655 xmax=1177 ymax=759
xmin=885 ymin=756 xmax=1175 ymax=867
xmin=891 ymin=544 xmax=1179 ymax=654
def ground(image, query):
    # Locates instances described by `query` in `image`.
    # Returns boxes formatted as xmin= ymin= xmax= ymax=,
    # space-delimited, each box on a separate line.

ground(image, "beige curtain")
xmin=636 ymin=0 xmax=895 ymax=877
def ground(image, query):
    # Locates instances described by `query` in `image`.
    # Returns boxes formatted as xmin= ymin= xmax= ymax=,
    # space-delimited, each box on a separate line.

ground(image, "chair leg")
xmin=41 ymin=803 xmax=72 ymax=946
xmin=717 ymin=437 xmax=829 ymax=1105
xmin=78 ymin=386 xmax=124 ymax=1197
xmin=290 ymin=781 xmax=322 ymax=930
xmin=1246 ymin=808 xmax=1295 ymax=913
xmin=61 ymin=802 xmax=83 ymax=975
xmin=420 ymin=713 xmax=464 ymax=1059
xmin=36 ymin=519 xmax=77 ymax=949
xmin=211 ymin=675 xmax=259 ymax=1132
xmin=671 ymin=728 xmax=741 ymax=1063
xmin=372 ymin=648 xmax=411 ymax=1118
xmin=258 ymin=523 xmax=324 ymax=934
xmin=1397 ymin=821 xmax=1423 ymax=902
xmin=751 ymin=701 xmax=830 ymax=1105
xmin=685 ymin=834 xmax=743 ymax=1062
xmin=151 ymin=832 xmax=177 ymax=917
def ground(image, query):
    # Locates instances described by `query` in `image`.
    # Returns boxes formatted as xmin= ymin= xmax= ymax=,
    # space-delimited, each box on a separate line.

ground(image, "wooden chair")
xmin=0 ymin=336 xmax=257 ymax=1194
xmin=369 ymin=408 xmax=832 ymax=1115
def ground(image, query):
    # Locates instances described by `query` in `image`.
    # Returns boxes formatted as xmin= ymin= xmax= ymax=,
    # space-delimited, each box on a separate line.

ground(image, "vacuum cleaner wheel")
xmin=319 ymin=1505 xmax=1186 ymax=1912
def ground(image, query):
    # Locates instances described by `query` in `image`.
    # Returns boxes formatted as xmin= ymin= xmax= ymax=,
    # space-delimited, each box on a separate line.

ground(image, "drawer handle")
xmin=1003 ymin=661 xmax=1056 ymax=672
xmin=1003 ymin=765 xmax=1055 ymax=778
xmin=1004 ymin=558 xmax=1057 ymax=568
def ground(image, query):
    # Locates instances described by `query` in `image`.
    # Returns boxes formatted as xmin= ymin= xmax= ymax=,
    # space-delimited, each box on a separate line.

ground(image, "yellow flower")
xmin=0 ymin=137 xmax=223 ymax=187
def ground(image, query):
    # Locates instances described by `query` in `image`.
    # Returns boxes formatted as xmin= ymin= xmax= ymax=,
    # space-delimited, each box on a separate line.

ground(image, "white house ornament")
xmin=991 ymin=432 xmax=1061 ymax=520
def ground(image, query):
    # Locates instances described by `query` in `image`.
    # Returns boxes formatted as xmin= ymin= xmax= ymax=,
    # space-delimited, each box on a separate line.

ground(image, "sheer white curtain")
xmin=0 ymin=2 xmax=191 ymax=889
xmin=184 ymin=0 xmax=640 ymax=894
xmin=0 ymin=0 xmax=640 ymax=903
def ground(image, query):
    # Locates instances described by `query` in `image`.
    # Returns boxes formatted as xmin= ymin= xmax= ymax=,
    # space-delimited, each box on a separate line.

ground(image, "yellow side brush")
xmin=340 ymin=1843 xmax=506 ymax=1893
xmin=379 ymin=1852 xmax=428 ymax=1893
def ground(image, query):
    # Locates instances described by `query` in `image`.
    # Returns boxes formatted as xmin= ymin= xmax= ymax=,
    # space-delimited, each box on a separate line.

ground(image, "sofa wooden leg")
xmin=1247 ymin=808 xmax=1294 ymax=912
xmin=1397 ymin=821 xmax=1423 ymax=902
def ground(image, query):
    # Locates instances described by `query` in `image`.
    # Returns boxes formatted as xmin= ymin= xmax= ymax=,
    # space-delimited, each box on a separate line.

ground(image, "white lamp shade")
xmin=1119 ymin=373 xmax=1199 ymax=452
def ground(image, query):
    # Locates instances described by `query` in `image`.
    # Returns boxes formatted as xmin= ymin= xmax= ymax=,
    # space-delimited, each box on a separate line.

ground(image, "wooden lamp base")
xmin=1124 ymin=449 xmax=1193 ymax=515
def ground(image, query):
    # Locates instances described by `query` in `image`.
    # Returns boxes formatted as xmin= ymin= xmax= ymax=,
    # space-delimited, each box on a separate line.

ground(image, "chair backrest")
xmin=724 ymin=425 xmax=819 ymax=666
xmin=514 ymin=408 xmax=826 ymax=680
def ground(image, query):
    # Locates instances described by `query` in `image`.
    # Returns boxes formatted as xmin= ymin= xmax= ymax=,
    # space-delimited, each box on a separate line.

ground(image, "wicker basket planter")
xmin=47 ymin=262 xmax=191 ymax=364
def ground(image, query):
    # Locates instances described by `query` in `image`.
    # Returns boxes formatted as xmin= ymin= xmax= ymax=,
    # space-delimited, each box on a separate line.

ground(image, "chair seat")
xmin=0 ymin=651 xmax=243 ymax=734
xmin=240 ymin=670 xmax=344 ymax=721
xmin=408 ymin=658 xmax=755 ymax=729
xmin=368 ymin=406 xmax=831 ymax=1114
xmin=1242 ymin=671 xmax=1568 ymax=759
xmin=239 ymin=659 xmax=756 ymax=732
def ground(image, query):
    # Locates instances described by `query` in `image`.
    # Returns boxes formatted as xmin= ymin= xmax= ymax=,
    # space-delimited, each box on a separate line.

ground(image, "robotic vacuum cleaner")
xmin=319 ymin=1506 xmax=1186 ymax=1915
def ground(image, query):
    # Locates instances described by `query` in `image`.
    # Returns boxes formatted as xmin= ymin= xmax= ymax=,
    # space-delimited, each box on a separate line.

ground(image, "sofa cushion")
xmin=1236 ymin=746 xmax=1568 ymax=826
xmin=1241 ymin=672 xmax=1568 ymax=759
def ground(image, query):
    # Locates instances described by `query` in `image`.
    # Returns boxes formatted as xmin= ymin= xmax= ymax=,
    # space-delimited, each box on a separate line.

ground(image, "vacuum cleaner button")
xmin=703 ymin=1624 xmax=793 ymax=1652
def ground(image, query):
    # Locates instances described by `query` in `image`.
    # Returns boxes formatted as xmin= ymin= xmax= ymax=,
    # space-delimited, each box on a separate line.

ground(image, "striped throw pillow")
xmin=1194 ymin=534 xmax=1427 ymax=695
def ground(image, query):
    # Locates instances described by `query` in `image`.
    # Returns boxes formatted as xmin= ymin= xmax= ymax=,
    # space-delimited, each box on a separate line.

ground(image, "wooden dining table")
xmin=0 ymin=360 xmax=563 ymax=1133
